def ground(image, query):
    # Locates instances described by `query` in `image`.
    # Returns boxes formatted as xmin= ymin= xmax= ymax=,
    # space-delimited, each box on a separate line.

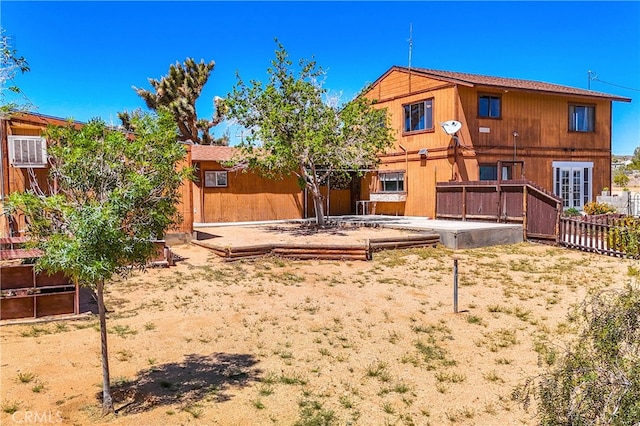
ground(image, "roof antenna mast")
xmin=408 ymin=23 xmax=413 ymax=93
xmin=408 ymin=23 xmax=413 ymax=71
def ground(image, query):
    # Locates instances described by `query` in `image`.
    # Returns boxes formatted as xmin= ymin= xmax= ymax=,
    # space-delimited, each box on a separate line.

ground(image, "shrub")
xmin=613 ymin=172 xmax=630 ymax=188
xmin=563 ymin=207 xmax=581 ymax=217
xmin=583 ymin=201 xmax=617 ymax=215
xmin=514 ymin=282 xmax=640 ymax=424
xmin=609 ymin=217 xmax=640 ymax=259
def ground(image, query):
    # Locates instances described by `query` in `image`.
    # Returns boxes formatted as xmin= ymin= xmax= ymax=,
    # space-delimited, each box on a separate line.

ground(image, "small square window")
xmin=478 ymin=95 xmax=501 ymax=118
xmin=403 ymin=99 xmax=433 ymax=133
xmin=569 ymin=104 xmax=595 ymax=132
xmin=205 ymin=171 xmax=228 ymax=187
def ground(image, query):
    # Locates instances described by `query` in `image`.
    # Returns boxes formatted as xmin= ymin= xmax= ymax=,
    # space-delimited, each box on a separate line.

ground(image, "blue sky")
xmin=2 ymin=1 xmax=639 ymax=154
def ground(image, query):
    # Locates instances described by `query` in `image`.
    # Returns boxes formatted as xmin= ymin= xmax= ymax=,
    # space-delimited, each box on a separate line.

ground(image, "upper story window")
xmin=478 ymin=95 xmax=501 ymax=118
xmin=379 ymin=172 xmax=405 ymax=192
xmin=204 ymin=171 xmax=228 ymax=187
xmin=569 ymin=104 xmax=595 ymax=132
xmin=403 ymin=99 xmax=433 ymax=133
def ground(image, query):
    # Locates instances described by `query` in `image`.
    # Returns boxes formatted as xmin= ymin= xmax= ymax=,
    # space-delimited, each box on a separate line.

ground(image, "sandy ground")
xmin=0 ymin=224 xmax=635 ymax=426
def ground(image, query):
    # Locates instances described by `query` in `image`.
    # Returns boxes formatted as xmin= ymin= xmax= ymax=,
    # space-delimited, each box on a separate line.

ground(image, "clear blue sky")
xmin=2 ymin=1 xmax=639 ymax=154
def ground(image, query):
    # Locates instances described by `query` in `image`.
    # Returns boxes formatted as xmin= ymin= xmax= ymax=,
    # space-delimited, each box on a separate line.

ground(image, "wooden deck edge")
xmin=192 ymin=235 xmax=440 ymax=261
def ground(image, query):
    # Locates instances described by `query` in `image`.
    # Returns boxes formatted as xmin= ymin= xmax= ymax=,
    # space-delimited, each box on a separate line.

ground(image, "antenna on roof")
xmin=587 ymin=70 xmax=597 ymax=90
xmin=408 ymin=23 xmax=413 ymax=72
xmin=408 ymin=23 xmax=413 ymax=93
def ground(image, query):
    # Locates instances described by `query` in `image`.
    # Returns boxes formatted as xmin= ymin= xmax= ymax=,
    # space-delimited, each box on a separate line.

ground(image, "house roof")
xmin=370 ymin=66 xmax=632 ymax=102
xmin=5 ymin=111 xmax=85 ymax=129
xmin=190 ymin=145 xmax=237 ymax=162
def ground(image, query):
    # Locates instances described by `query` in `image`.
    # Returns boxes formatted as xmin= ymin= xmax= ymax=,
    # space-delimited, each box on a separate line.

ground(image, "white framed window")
xmin=553 ymin=161 xmax=593 ymax=210
xmin=8 ymin=136 xmax=47 ymax=168
xmin=204 ymin=171 xmax=228 ymax=187
xmin=379 ymin=172 xmax=405 ymax=192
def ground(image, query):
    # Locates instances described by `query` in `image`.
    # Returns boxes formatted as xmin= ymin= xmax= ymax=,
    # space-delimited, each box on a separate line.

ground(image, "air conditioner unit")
xmin=8 ymin=136 xmax=47 ymax=168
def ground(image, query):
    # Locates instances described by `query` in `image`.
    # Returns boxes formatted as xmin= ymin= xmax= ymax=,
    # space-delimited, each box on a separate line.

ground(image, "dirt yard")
xmin=0 ymin=224 xmax=635 ymax=425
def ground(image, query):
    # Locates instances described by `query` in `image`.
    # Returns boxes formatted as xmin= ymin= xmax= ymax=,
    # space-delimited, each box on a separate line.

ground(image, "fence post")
xmin=453 ymin=257 xmax=459 ymax=313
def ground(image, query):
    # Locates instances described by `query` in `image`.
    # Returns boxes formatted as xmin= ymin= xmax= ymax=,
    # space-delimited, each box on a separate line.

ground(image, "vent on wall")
xmin=8 ymin=136 xmax=47 ymax=168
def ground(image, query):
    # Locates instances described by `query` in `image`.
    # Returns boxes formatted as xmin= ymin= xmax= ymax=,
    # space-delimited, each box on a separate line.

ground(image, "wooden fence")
xmin=558 ymin=214 xmax=630 ymax=257
xmin=436 ymin=179 xmax=562 ymax=240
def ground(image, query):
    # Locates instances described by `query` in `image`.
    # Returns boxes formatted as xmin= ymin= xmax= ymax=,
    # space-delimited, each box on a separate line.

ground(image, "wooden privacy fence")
xmin=559 ymin=214 xmax=630 ymax=257
xmin=436 ymin=179 xmax=562 ymax=240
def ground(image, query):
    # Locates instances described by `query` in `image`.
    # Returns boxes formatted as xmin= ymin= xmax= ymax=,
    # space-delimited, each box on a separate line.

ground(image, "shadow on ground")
xmin=102 ymin=352 xmax=261 ymax=414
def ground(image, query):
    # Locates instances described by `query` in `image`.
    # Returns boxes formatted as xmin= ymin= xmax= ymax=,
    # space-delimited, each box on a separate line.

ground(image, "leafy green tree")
xmin=4 ymin=111 xmax=191 ymax=414
xmin=225 ymin=42 xmax=394 ymax=226
xmin=514 ymin=281 xmax=640 ymax=424
xmin=126 ymin=58 xmax=226 ymax=145
xmin=0 ymin=28 xmax=31 ymax=116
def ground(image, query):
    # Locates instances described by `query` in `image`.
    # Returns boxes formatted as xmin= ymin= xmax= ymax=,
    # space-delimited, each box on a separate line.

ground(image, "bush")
xmin=563 ymin=207 xmax=581 ymax=217
xmin=514 ymin=281 xmax=640 ymax=424
xmin=614 ymin=172 xmax=630 ymax=188
xmin=583 ymin=201 xmax=617 ymax=215
xmin=609 ymin=217 xmax=640 ymax=259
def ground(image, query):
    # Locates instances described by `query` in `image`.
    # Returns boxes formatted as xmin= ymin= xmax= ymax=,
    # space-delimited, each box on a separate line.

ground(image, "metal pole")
xmin=453 ymin=258 xmax=459 ymax=313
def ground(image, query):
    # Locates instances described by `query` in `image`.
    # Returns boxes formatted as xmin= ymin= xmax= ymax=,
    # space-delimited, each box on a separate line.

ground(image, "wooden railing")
xmin=559 ymin=214 xmax=629 ymax=257
xmin=436 ymin=179 xmax=562 ymax=240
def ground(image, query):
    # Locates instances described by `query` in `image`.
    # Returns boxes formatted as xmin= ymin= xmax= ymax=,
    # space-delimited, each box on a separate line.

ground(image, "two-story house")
xmin=361 ymin=66 xmax=631 ymax=218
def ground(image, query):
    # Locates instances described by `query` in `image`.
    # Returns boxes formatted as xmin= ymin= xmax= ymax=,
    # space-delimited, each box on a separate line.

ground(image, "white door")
xmin=553 ymin=161 xmax=592 ymax=210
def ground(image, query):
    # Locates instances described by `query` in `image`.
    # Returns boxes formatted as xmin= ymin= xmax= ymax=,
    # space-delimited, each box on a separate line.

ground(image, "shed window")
xmin=478 ymin=95 xmax=501 ymax=118
xmin=379 ymin=172 xmax=405 ymax=192
xmin=403 ymin=99 xmax=433 ymax=133
xmin=569 ymin=104 xmax=595 ymax=132
xmin=204 ymin=171 xmax=228 ymax=187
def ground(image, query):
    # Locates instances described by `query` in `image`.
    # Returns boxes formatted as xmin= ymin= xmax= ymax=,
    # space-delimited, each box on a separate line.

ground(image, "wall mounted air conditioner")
xmin=8 ymin=136 xmax=47 ymax=168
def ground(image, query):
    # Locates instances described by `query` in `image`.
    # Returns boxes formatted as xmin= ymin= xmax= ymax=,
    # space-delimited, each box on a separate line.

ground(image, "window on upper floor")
xmin=8 ymin=136 xmax=48 ymax=168
xmin=569 ymin=104 xmax=595 ymax=132
xmin=379 ymin=172 xmax=405 ymax=192
xmin=204 ymin=171 xmax=228 ymax=187
xmin=478 ymin=95 xmax=501 ymax=119
xmin=403 ymin=99 xmax=433 ymax=133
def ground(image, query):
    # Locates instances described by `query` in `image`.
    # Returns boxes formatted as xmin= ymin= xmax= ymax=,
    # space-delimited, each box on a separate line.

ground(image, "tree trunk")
xmin=97 ymin=279 xmax=114 ymax=415
xmin=313 ymin=191 xmax=325 ymax=226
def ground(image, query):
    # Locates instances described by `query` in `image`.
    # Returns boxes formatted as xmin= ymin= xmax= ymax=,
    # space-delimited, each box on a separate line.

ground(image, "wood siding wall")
xmin=195 ymin=162 xmax=304 ymax=223
xmin=457 ymin=86 xmax=612 ymax=193
xmin=1 ymin=122 xmax=49 ymax=237
xmin=363 ymin=69 xmax=614 ymax=218
xmin=364 ymin=70 xmax=478 ymax=217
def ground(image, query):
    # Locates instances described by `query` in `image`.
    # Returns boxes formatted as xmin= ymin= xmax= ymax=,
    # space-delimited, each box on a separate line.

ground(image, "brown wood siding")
xmin=457 ymin=86 xmax=612 ymax=194
xmin=169 ymin=145 xmax=194 ymax=234
xmin=198 ymin=162 xmax=304 ymax=223
xmin=364 ymin=70 xmax=478 ymax=217
xmin=2 ymin=122 xmax=51 ymax=236
xmin=362 ymin=70 xmax=615 ymax=218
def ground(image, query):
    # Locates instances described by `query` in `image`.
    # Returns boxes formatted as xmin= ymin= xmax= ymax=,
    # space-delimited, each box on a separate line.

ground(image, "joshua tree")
xmin=127 ymin=58 xmax=226 ymax=144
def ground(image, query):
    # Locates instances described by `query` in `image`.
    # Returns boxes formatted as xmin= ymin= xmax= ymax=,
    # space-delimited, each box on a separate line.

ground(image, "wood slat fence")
xmin=436 ymin=179 xmax=562 ymax=240
xmin=558 ymin=214 xmax=631 ymax=258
